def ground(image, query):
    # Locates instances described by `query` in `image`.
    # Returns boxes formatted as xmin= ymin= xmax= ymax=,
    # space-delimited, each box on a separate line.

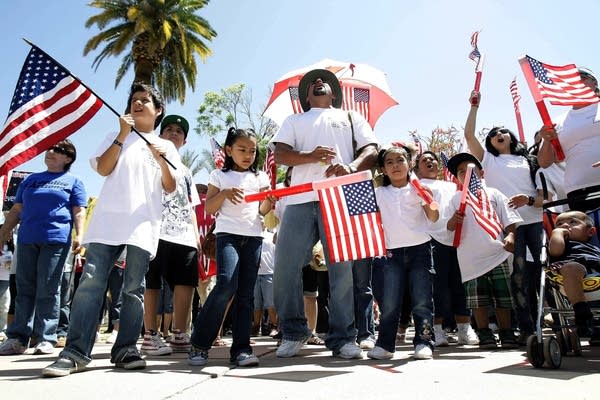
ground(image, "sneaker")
xmin=333 ymin=342 xmax=363 ymax=359
xmin=367 ymin=345 xmax=394 ymax=360
xmin=33 ymin=341 xmax=54 ymax=355
xmin=141 ymin=331 xmax=172 ymax=356
xmin=188 ymin=346 xmax=209 ymax=366
xmin=499 ymin=329 xmax=519 ymax=349
xmin=114 ymin=350 xmax=146 ymax=370
xmin=434 ymin=326 xmax=449 ymax=347
xmin=478 ymin=328 xmax=498 ymax=349
xmin=413 ymin=343 xmax=433 ymax=360
xmin=170 ymin=331 xmax=191 ymax=353
xmin=268 ymin=324 xmax=279 ymax=337
xmin=231 ymin=352 xmax=259 ymax=367
xmin=42 ymin=357 xmax=85 ymax=377
xmin=359 ymin=337 xmax=376 ymax=350
xmin=106 ymin=330 xmax=118 ymax=344
xmin=56 ymin=337 xmax=67 ymax=348
xmin=0 ymin=338 xmax=26 ymax=355
xmin=457 ymin=324 xmax=479 ymax=345
xmin=276 ymin=336 xmax=308 ymax=358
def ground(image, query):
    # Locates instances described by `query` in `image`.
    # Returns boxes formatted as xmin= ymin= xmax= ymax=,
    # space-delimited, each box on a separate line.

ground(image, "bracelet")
xmin=112 ymin=139 xmax=123 ymax=148
xmin=527 ymin=196 xmax=535 ymax=206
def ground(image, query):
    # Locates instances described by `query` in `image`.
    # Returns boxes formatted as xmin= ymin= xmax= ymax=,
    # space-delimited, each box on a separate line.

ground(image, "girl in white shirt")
xmin=189 ymin=128 xmax=275 ymax=368
xmin=368 ymin=145 xmax=439 ymax=361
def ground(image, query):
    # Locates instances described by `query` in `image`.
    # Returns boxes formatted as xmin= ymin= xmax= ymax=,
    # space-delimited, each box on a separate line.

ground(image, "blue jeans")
xmin=60 ymin=244 xmax=150 ymax=365
xmin=7 ymin=243 xmax=70 ymax=345
xmin=190 ymin=233 xmax=261 ymax=359
xmin=56 ymin=267 xmax=73 ymax=338
xmin=352 ymin=257 xmax=374 ymax=341
xmin=375 ymin=242 xmax=434 ymax=352
xmin=431 ymin=240 xmax=469 ymax=320
xmin=511 ymin=222 xmax=543 ymax=334
xmin=273 ymin=202 xmax=357 ymax=351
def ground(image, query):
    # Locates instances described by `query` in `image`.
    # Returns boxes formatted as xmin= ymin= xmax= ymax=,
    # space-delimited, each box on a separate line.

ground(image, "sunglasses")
xmin=487 ymin=128 xmax=510 ymax=138
xmin=50 ymin=145 xmax=72 ymax=156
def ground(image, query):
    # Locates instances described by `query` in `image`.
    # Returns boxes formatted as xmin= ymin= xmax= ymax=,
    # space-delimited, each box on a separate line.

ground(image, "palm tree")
xmin=83 ymin=0 xmax=217 ymax=104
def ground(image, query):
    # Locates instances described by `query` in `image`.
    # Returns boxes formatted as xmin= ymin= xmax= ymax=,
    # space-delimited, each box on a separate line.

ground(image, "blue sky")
xmin=1 ymin=0 xmax=598 ymax=196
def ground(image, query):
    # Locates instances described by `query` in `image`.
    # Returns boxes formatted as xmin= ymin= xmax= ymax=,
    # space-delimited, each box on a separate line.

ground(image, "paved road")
xmin=0 ymin=334 xmax=597 ymax=400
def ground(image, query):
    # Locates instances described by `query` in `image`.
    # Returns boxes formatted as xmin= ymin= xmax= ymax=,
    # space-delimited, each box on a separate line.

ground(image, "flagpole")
xmin=22 ymin=39 xmax=176 ymax=169
xmin=452 ymin=163 xmax=475 ymax=248
xmin=474 ymin=54 xmax=485 ymax=92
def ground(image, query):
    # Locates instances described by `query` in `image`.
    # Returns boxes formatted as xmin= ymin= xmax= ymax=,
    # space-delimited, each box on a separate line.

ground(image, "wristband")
xmin=527 ymin=196 xmax=535 ymax=206
xmin=112 ymin=139 xmax=123 ymax=148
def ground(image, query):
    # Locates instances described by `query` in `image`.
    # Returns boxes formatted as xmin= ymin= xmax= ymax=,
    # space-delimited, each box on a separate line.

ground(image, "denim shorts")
xmin=464 ymin=259 xmax=513 ymax=309
xmin=254 ymin=274 xmax=274 ymax=310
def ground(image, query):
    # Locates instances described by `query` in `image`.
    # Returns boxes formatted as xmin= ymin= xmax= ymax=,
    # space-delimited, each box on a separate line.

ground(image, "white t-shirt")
xmin=159 ymin=166 xmax=201 ymax=248
xmin=258 ymin=232 xmax=275 ymax=275
xmin=554 ymin=103 xmax=600 ymax=193
xmin=208 ymin=169 xmax=270 ymax=237
xmin=421 ymin=178 xmax=458 ymax=246
xmin=84 ymin=131 xmax=181 ymax=258
xmin=448 ymin=186 xmax=523 ymax=282
xmin=482 ymin=152 xmax=542 ymax=224
xmin=269 ymin=108 xmax=378 ymax=204
xmin=536 ymin=163 xmax=567 ymax=213
xmin=375 ymin=184 xmax=431 ymax=249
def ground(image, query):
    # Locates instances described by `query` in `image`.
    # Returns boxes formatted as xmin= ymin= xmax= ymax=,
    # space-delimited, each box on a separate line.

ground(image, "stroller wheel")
xmin=555 ymin=331 xmax=568 ymax=355
xmin=543 ymin=336 xmax=562 ymax=369
xmin=568 ymin=331 xmax=582 ymax=356
xmin=526 ymin=335 xmax=544 ymax=368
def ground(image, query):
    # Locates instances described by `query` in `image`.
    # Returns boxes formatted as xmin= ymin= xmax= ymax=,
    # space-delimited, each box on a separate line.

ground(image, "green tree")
xmin=180 ymin=148 xmax=203 ymax=176
xmin=83 ymin=0 xmax=217 ymax=104
xmin=195 ymin=83 xmax=280 ymax=176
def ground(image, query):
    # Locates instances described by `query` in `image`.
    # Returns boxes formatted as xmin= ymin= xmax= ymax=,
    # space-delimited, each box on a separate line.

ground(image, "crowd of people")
xmin=0 ymin=66 xmax=598 ymax=377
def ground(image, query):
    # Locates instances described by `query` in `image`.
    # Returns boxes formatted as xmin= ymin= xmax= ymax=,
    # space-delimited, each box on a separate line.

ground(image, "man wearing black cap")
xmin=269 ymin=69 xmax=378 ymax=359
xmin=141 ymin=115 xmax=201 ymax=356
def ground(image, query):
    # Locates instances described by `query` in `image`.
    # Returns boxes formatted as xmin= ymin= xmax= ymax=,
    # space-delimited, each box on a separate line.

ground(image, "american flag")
xmin=440 ymin=151 xmax=455 ymax=183
xmin=342 ymin=85 xmax=370 ymax=121
xmin=465 ymin=173 xmax=503 ymax=239
xmin=289 ymin=86 xmax=302 ymax=114
xmin=195 ymin=193 xmax=217 ymax=279
xmin=468 ymin=31 xmax=481 ymax=66
xmin=0 ymin=45 xmax=102 ymax=187
xmin=318 ymin=178 xmax=386 ymax=263
xmin=510 ymin=78 xmax=521 ymax=111
xmin=523 ymin=55 xmax=599 ymax=106
xmin=210 ymin=137 xmax=225 ymax=169
xmin=263 ymin=148 xmax=277 ymax=189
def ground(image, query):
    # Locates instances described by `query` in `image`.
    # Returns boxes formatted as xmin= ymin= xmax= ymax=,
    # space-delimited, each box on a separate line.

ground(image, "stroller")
xmin=526 ymin=179 xmax=600 ymax=369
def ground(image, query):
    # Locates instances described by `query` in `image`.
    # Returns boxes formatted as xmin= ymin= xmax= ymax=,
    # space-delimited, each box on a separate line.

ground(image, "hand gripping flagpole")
xmin=518 ymin=55 xmax=565 ymax=161
xmin=22 ymin=39 xmax=177 ymax=169
xmin=452 ymin=163 xmax=475 ymax=248
xmin=409 ymin=173 xmax=438 ymax=210
xmin=244 ymin=170 xmax=373 ymax=202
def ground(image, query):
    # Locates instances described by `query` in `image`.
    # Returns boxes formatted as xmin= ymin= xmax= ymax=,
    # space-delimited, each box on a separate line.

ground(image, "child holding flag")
xmin=445 ymin=153 xmax=522 ymax=349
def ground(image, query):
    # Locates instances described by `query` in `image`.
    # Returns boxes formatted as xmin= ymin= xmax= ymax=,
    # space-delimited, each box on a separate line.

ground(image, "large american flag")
xmin=263 ymin=148 xmax=276 ymax=189
xmin=523 ymin=55 xmax=599 ymax=106
xmin=318 ymin=178 xmax=385 ymax=263
xmin=342 ymin=85 xmax=370 ymax=121
xmin=465 ymin=173 xmax=503 ymax=239
xmin=468 ymin=31 xmax=481 ymax=66
xmin=210 ymin=137 xmax=225 ymax=169
xmin=0 ymin=45 xmax=102 ymax=177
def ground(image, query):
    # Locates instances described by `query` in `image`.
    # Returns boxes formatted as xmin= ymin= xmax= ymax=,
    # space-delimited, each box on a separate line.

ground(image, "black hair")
xmin=125 ymin=82 xmax=165 ymax=129
xmin=484 ymin=127 xmax=539 ymax=185
xmin=414 ymin=150 xmax=439 ymax=173
xmin=52 ymin=139 xmax=77 ymax=171
xmin=377 ymin=146 xmax=412 ymax=186
xmin=222 ymin=127 xmax=259 ymax=173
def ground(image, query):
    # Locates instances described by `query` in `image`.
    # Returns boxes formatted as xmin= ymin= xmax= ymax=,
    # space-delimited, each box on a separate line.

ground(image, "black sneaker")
xmin=478 ymin=328 xmax=498 ymax=349
xmin=499 ymin=329 xmax=519 ymax=349
xmin=114 ymin=350 xmax=146 ymax=370
xmin=42 ymin=357 xmax=85 ymax=377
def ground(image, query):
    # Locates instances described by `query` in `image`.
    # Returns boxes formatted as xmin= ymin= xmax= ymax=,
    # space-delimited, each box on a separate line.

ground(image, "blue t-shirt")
xmin=15 ymin=171 xmax=87 ymax=244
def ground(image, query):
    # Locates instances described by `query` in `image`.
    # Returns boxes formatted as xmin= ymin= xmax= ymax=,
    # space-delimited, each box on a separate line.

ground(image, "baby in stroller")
xmin=548 ymin=210 xmax=600 ymax=344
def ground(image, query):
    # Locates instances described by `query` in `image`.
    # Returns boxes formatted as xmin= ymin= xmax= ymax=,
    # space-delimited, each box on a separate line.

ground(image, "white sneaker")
xmin=33 ymin=341 xmax=54 ymax=355
xmin=367 ymin=345 xmax=394 ymax=360
xmin=0 ymin=338 xmax=26 ymax=355
xmin=413 ymin=343 xmax=433 ymax=360
xmin=434 ymin=326 xmax=449 ymax=347
xmin=334 ymin=342 xmax=363 ymax=359
xmin=276 ymin=337 xmax=307 ymax=358
xmin=359 ymin=337 xmax=376 ymax=350
xmin=106 ymin=330 xmax=118 ymax=344
xmin=141 ymin=331 xmax=173 ymax=356
xmin=457 ymin=323 xmax=479 ymax=345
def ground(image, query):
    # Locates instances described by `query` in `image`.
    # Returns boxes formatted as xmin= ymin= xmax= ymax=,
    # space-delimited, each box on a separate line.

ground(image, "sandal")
xmin=306 ymin=334 xmax=325 ymax=345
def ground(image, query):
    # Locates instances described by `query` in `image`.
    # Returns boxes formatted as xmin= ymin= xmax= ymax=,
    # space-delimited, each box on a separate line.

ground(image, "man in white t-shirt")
xmin=43 ymin=83 xmax=181 ymax=377
xmin=270 ymin=68 xmax=378 ymax=359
